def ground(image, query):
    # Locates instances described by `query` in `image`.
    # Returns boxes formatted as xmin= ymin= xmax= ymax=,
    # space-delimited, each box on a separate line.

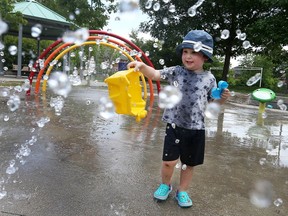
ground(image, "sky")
xmin=104 ymin=2 xmax=150 ymax=40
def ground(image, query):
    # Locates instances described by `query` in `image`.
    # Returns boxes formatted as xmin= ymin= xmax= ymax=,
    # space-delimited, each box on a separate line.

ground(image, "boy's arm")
xmin=127 ymin=61 xmax=161 ymax=81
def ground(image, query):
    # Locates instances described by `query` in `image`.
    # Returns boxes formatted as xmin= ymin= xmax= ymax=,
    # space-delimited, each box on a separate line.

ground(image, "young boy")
xmin=127 ymin=30 xmax=230 ymax=208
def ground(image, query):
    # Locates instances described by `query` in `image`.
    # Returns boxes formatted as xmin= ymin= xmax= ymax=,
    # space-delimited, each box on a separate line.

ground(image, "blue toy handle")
xmin=211 ymin=80 xmax=229 ymax=99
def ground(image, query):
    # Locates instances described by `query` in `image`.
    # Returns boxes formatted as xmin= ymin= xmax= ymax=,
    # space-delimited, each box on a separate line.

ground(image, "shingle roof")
xmin=13 ymin=0 xmax=70 ymax=25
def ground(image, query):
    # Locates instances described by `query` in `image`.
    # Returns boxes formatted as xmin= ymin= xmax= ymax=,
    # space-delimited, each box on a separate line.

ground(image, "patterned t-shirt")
xmin=159 ymin=65 xmax=217 ymax=130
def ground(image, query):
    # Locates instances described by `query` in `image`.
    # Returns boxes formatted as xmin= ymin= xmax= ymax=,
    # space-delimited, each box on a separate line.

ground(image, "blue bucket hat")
xmin=176 ymin=30 xmax=214 ymax=63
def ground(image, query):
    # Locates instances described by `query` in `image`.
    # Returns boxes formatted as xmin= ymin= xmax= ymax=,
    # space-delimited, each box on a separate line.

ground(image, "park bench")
xmin=12 ymin=64 xmax=30 ymax=76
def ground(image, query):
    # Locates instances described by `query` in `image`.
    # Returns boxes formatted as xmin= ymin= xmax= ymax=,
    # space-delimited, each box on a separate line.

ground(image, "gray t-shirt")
xmin=159 ymin=65 xmax=217 ymax=130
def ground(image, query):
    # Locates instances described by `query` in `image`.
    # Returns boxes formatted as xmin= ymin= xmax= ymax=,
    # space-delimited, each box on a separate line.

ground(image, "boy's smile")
xmin=182 ymin=48 xmax=207 ymax=72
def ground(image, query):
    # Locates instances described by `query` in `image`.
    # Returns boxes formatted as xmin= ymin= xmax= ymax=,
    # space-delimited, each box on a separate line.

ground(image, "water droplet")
xmin=98 ymin=97 xmax=115 ymax=120
xmin=273 ymin=198 xmax=283 ymax=207
xmin=159 ymin=59 xmax=165 ymax=65
xmin=7 ymin=95 xmax=21 ymax=112
xmin=205 ymin=102 xmax=221 ymax=119
xmin=243 ymin=40 xmax=251 ymax=49
xmin=220 ymin=29 xmax=230 ymax=40
xmin=75 ymin=8 xmax=80 ymax=15
xmin=175 ymin=139 xmax=180 ymax=144
xmin=162 ymin=17 xmax=168 ymax=25
xmin=175 ymin=162 xmax=181 ymax=169
xmin=277 ymin=80 xmax=284 ymax=87
xmin=188 ymin=6 xmax=197 ymax=17
xmin=259 ymin=158 xmax=267 ymax=165
xmin=0 ymin=19 xmax=8 ymax=35
xmin=153 ymin=2 xmax=160 ymax=11
xmin=249 ymin=180 xmax=274 ymax=208
xmin=145 ymin=0 xmax=153 ymax=9
xmin=8 ymin=45 xmax=17 ymax=55
xmin=31 ymin=24 xmax=42 ymax=38
xmin=193 ymin=41 xmax=202 ymax=52
xmin=239 ymin=33 xmax=247 ymax=41
xmin=158 ymin=85 xmax=183 ymax=109
xmin=230 ymin=91 xmax=235 ymax=96
xmin=48 ymin=71 xmax=72 ymax=98
xmin=3 ymin=115 xmax=9 ymax=122
xmin=86 ymin=99 xmax=91 ymax=105
xmin=246 ymin=73 xmax=261 ymax=86
xmin=0 ymin=87 xmax=10 ymax=97
xmin=182 ymin=164 xmax=187 ymax=170
xmin=62 ymin=28 xmax=89 ymax=45
xmin=168 ymin=4 xmax=176 ymax=13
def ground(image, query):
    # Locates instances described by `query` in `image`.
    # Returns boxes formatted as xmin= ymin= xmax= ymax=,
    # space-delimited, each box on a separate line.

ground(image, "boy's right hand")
xmin=127 ymin=61 xmax=144 ymax=72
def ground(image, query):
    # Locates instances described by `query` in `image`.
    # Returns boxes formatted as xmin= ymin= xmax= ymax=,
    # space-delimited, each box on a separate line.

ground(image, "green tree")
xmin=37 ymin=0 xmax=117 ymax=29
xmin=139 ymin=0 xmax=288 ymax=81
xmin=1 ymin=0 xmax=26 ymax=28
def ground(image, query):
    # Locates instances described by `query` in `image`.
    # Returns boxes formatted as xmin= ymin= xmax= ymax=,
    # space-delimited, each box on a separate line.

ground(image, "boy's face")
xmin=181 ymin=48 xmax=208 ymax=72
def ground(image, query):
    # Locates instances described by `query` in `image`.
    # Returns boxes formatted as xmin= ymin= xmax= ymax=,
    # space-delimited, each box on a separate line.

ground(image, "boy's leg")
xmin=161 ymin=160 xmax=178 ymax=185
xmin=154 ymin=159 xmax=178 ymax=200
xmin=178 ymin=165 xmax=194 ymax=191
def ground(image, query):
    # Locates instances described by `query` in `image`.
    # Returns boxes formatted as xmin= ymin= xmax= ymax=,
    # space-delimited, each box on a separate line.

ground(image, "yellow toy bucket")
xmin=104 ymin=69 xmax=147 ymax=122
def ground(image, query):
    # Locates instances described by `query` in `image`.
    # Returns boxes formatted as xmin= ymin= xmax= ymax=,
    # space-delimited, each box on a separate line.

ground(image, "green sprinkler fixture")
xmin=252 ymin=88 xmax=276 ymax=114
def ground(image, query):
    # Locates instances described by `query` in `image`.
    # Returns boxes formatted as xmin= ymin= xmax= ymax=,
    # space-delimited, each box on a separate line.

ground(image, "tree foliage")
xmin=138 ymin=0 xmax=288 ymax=80
xmin=1 ymin=0 xmax=26 ymax=28
xmin=37 ymin=0 xmax=117 ymax=29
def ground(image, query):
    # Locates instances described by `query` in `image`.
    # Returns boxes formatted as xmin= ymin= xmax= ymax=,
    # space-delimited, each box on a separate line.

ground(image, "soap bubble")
xmin=158 ymin=85 xmax=182 ymax=109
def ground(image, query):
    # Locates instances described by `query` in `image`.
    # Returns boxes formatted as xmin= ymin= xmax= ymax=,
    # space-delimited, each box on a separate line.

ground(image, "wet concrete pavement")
xmin=0 ymin=84 xmax=288 ymax=216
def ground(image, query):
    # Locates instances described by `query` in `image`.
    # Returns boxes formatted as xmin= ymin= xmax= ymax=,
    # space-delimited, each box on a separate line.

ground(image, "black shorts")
xmin=162 ymin=123 xmax=205 ymax=166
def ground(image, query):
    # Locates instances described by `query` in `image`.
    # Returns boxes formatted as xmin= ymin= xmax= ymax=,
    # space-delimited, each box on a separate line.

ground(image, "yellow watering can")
xmin=104 ymin=69 xmax=147 ymax=122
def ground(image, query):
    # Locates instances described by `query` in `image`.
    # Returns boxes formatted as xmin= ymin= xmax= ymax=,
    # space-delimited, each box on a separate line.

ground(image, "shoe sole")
xmin=175 ymin=196 xmax=193 ymax=208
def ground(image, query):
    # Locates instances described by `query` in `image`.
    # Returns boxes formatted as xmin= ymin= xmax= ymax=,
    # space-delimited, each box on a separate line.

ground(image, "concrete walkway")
xmin=0 ymin=83 xmax=287 ymax=216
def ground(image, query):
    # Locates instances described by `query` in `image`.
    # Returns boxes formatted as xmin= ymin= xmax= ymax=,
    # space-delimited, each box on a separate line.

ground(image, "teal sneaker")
xmin=153 ymin=184 xmax=172 ymax=200
xmin=175 ymin=191 xmax=193 ymax=208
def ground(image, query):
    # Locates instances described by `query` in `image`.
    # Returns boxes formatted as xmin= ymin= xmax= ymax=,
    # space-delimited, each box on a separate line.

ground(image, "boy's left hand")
xmin=221 ymin=89 xmax=231 ymax=100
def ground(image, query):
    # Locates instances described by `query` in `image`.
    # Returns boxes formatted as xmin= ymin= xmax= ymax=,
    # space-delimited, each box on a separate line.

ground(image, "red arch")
xmin=27 ymin=30 xmax=161 ymax=95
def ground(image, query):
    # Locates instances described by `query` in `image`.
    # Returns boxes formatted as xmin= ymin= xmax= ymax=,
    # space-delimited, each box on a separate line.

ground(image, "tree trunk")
xmin=222 ymin=46 xmax=232 ymax=81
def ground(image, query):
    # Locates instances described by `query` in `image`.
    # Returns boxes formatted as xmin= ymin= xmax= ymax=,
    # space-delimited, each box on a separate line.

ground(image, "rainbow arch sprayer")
xmin=104 ymin=68 xmax=147 ymax=122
